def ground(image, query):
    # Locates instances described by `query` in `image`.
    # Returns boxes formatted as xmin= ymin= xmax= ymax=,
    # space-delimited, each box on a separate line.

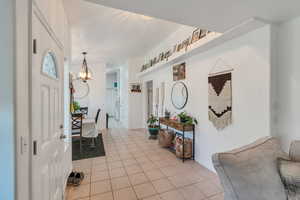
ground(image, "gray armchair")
xmin=212 ymin=137 xmax=300 ymax=200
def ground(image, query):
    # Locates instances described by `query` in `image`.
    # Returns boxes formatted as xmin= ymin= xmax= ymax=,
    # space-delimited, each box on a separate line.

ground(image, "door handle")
xmin=60 ymin=124 xmax=64 ymax=129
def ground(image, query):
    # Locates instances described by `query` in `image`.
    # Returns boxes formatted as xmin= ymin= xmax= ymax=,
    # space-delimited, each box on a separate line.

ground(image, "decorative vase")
xmin=148 ymin=127 xmax=159 ymax=140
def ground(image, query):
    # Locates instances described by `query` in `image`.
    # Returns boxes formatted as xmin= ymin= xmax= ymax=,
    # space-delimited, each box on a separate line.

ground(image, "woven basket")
xmin=175 ymin=136 xmax=192 ymax=159
xmin=158 ymin=129 xmax=175 ymax=148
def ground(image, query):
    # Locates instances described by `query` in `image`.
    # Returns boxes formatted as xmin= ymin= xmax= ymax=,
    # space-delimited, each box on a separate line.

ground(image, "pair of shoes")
xmin=67 ymin=171 xmax=85 ymax=186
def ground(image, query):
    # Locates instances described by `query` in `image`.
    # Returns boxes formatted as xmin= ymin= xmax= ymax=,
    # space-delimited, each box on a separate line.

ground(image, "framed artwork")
xmin=141 ymin=64 xmax=146 ymax=72
xmin=152 ymin=57 xmax=157 ymax=65
xmin=155 ymin=57 xmax=159 ymax=64
xmin=191 ymin=28 xmax=201 ymax=43
xmin=164 ymin=50 xmax=172 ymax=61
xmin=177 ymin=43 xmax=183 ymax=52
xmin=182 ymin=37 xmax=190 ymax=51
xmin=159 ymin=52 xmax=164 ymax=61
xmin=199 ymin=29 xmax=208 ymax=39
xmin=150 ymin=59 xmax=154 ymax=66
xmin=130 ymin=83 xmax=142 ymax=93
xmin=139 ymin=28 xmax=212 ymax=72
xmin=173 ymin=62 xmax=186 ymax=81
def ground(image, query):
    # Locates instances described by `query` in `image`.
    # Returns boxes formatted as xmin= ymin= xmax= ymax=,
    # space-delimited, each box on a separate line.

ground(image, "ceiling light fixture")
xmin=79 ymin=52 xmax=93 ymax=82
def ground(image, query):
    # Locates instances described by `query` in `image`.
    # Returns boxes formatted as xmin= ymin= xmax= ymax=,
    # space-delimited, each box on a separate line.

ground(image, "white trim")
xmin=32 ymin=0 xmax=64 ymax=50
xmin=15 ymin=0 xmax=31 ymax=200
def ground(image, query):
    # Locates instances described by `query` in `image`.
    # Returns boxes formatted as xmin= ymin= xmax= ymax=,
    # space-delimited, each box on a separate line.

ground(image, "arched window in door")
xmin=42 ymin=51 xmax=58 ymax=79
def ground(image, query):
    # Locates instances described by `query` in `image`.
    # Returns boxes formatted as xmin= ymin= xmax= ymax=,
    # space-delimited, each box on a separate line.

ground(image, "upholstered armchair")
xmin=212 ymin=137 xmax=300 ymax=200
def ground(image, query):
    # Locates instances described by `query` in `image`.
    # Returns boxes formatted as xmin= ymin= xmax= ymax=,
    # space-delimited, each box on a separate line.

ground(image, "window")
xmin=42 ymin=52 xmax=58 ymax=79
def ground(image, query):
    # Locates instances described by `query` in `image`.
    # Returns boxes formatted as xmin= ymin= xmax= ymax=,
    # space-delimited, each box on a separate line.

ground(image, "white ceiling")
xmin=86 ymin=0 xmax=300 ymax=33
xmin=63 ymin=0 xmax=184 ymax=66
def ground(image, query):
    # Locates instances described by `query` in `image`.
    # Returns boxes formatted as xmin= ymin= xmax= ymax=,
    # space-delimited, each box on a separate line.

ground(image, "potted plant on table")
xmin=147 ymin=114 xmax=159 ymax=139
xmin=72 ymin=101 xmax=81 ymax=113
xmin=177 ymin=111 xmax=198 ymax=125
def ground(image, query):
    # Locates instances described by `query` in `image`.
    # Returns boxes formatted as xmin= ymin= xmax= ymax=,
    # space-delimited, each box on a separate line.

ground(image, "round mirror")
xmin=73 ymin=79 xmax=90 ymax=99
xmin=171 ymin=82 xmax=188 ymax=109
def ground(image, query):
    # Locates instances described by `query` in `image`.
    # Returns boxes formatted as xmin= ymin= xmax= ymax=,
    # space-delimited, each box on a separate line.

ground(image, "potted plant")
xmin=147 ymin=114 xmax=159 ymax=139
xmin=177 ymin=111 xmax=198 ymax=125
xmin=73 ymin=101 xmax=81 ymax=112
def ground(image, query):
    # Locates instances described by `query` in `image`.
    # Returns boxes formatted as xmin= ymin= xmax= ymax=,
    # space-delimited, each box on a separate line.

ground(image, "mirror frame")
xmin=73 ymin=79 xmax=90 ymax=99
xmin=171 ymin=81 xmax=188 ymax=110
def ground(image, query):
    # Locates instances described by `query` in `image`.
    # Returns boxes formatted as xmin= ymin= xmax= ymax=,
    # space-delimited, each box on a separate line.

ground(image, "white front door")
xmin=31 ymin=13 xmax=70 ymax=200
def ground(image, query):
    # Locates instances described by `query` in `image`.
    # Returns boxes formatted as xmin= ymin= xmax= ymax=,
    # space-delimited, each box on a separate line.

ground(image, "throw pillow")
xmin=278 ymin=158 xmax=300 ymax=193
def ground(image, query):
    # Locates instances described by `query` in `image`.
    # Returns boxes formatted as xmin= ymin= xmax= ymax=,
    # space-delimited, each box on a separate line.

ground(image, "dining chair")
xmin=95 ymin=109 xmax=101 ymax=134
xmin=71 ymin=113 xmax=83 ymax=153
xmin=95 ymin=109 xmax=101 ymax=124
xmin=81 ymin=109 xmax=101 ymax=147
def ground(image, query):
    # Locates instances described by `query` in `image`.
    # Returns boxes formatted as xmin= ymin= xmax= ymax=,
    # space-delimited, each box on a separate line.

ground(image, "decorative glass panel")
xmin=42 ymin=52 xmax=58 ymax=78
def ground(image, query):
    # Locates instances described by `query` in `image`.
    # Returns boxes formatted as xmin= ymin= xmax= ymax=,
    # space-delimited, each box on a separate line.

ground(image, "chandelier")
xmin=78 ymin=52 xmax=92 ymax=82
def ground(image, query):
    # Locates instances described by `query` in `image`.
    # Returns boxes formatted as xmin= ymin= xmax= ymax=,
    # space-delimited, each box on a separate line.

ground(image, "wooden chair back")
xmin=95 ymin=109 xmax=101 ymax=123
xmin=71 ymin=113 xmax=83 ymax=136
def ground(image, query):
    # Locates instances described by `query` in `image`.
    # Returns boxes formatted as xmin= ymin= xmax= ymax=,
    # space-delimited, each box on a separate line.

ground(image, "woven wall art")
xmin=208 ymin=72 xmax=232 ymax=130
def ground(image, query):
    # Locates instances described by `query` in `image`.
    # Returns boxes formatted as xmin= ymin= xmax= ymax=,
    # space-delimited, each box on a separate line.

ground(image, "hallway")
xmin=108 ymin=118 xmax=123 ymax=129
xmin=66 ymin=129 xmax=223 ymax=200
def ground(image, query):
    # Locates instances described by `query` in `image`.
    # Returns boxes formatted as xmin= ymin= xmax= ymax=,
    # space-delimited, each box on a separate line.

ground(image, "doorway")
xmin=105 ymin=71 xmax=121 ymax=128
xmin=146 ymin=80 xmax=153 ymax=119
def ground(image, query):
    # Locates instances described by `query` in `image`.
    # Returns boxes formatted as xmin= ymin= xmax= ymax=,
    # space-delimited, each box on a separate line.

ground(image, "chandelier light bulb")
xmin=78 ymin=52 xmax=92 ymax=82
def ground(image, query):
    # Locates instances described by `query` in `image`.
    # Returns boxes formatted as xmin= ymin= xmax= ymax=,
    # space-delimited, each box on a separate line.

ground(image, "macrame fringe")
xmin=209 ymin=110 xmax=232 ymax=130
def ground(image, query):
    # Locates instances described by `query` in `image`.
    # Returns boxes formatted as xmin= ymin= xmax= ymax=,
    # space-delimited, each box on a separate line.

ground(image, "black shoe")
xmin=67 ymin=172 xmax=76 ymax=186
xmin=73 ymin=172 xmax=84 ymax=186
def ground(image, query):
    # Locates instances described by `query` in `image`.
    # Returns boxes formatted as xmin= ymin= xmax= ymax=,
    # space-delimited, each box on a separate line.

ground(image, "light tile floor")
xmin=66 ymin=129 xmax=224 ymax=200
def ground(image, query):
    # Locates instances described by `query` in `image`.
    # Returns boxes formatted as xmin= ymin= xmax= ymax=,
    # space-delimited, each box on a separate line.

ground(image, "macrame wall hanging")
xmin=208 ymin=58 xmax=233 ymax=130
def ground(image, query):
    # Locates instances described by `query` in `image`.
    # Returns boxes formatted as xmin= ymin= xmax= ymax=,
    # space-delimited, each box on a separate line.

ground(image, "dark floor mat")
xmin=72 ymin=134 xmax=105 ymax=161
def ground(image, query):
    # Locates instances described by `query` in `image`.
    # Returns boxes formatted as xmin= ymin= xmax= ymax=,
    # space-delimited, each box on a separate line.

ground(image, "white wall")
xmin=139 ymin=25 xmax=272 ymax=170
xmin=106 ymin=73 xmax=117 ymax=88
xmin=15 ymin=0 xmax=30 ymax=199
xmin=119 ymin=64 xmax=129 ymax=128
xmin=128 ymin=58 xmax=144 ymax=129
xmin=0 ymin=1 xmax=15 ymax=199
xmin=275 ymin=16 xmax=300 ymax=151
xmin=34 ymin=0 xmax=67 ymax=46
xmin=71 ymin=62 xmax=106 ymax=129
xmin=144 ymin=25 xmax=194 ymax=62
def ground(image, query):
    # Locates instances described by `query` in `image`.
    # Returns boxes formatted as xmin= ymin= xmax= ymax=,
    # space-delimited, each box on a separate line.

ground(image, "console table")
xmin=158 ymin=117 xmax=195 ymax=162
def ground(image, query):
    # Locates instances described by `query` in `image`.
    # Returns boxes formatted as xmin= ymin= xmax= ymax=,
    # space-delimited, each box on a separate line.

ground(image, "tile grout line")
xmin=68 ymin=129 xmax=222 ymax=200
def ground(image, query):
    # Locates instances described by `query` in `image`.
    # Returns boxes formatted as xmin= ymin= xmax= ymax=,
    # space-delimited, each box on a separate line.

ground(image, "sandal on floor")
xmin=73 ymin=172 xmax=85 ymax=186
